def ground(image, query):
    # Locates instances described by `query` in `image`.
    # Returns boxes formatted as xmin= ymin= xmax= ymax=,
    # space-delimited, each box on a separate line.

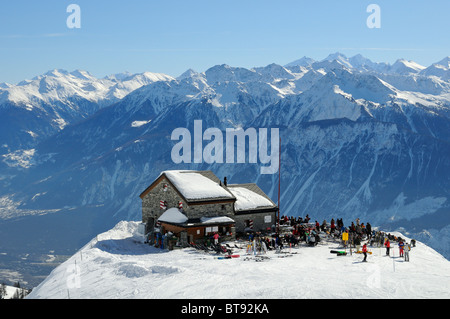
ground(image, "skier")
xmin=362 ymin=243 xmax=368 ymax=262
xmin=321 ymin=220 xmax=327 ymax=232
xmin=213 ymin=232 xmax=219 ymax=245
xmin=161 ymin=233 xmax=166 ymax=250
xmin=398 ymin=240 xmax=405 ymax=257
xmin=366 ymin=222 xmax=372 ymax=239
xmin=309 ymin=233 xmax=316 ymax=247
xmin=275 ymin=234 xmax=283 ymax=251
xmin=404 ymin=243 xmax=410 ymax=262
xmin=330 ymin=219 xmax=336 ymax=234
xmin=384 ymin=239 xmax=391 ymax=256
xmin=337 ymin=218 xmax=343 ymax=230
xmin=350 ymin=222 xmax=356 ymax=234
xmin=356 ymin=223 xmax=362 ymax=236
xmin=354 ymin=235 xmax=361 ymax=253
xmin=156 ymin=232 xmax=162 ymax=248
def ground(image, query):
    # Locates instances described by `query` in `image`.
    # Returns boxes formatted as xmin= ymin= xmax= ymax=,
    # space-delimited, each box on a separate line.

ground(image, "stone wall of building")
xmin=141 ymin=175 xmax=277 ymax=235
xmin=142 ymin=176 xmax=183 ymax=224
xmin=188 ymin=202 xmax=234 ymax=219
xmin=142 ymin=176 xmax=234 ymax=225
xmin=233 ymin=211 xmax=277 ymax=233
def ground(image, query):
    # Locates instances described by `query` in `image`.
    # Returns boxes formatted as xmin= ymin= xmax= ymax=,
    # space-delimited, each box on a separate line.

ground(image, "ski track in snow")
xmin=27 ymin=221 xmax=450 ymax=299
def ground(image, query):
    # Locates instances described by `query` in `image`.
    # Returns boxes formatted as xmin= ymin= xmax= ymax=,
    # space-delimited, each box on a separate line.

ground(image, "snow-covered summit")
xmin=0 ymin=68 xmax=175 ymax=153
xmin=322 ymin=52 xmax=354 ymax=69
xmin=436 ymin=56 xmax=450 ymax=69
xmin=177 ymin=68 xmax=199 ymax=80
xmin=284 ymin=56 xmax=315 ymax=68
xmin=285 ymin=54 xmax=433 ymax=76
xmin=390 ymin=59 xmax=426 ymax=75
xmin=27 ymin=221 xmax=450 ymax=299
xmin=0 ymin=68 xmax=174 ymax=106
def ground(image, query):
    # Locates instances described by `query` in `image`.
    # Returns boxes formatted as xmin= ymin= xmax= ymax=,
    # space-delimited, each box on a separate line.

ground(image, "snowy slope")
xmin=27 ymin=221 xmax=450 ymax=299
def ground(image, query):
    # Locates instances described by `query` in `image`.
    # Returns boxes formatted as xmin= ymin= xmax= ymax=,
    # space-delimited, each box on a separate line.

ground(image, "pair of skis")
xmin=330 ymin=250 xmax=373 ymax=256
xmin=330 ymin=250 xmax=347 ymax=256
xmin=355 ymin=250 xmax=372 ymax=255
xmin=215 ymin=254 xmax=240 ymax=260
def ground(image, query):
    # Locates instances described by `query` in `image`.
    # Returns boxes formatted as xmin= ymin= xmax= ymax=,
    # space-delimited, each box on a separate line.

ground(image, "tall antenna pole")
xmin=277 ymin=137 xmax=281 ymax=233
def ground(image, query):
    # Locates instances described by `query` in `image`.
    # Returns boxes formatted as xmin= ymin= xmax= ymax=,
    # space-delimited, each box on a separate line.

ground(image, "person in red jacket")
xmin=398 ymin=240 xmax=405 ymax=257
xmin=362 ymin=243 xmax=368 ymax=262
xmin=384 ymin=239 xmax=391 ymax=256
xmin=213 ymin=232 xmax=219 ymax=245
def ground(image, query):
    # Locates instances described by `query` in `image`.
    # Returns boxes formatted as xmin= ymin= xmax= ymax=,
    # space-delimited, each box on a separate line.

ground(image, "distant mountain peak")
xmin=105 ymin=71 xmax=134 ymax=81
xmin=43 ymin=69 xmax=71 ymax=77
xmin=177 ymin=68 xmax=199 ymax=80
xmin=324 ymin=52 xmax=348 ymax=60
xmin=391 ymin=59 xmax=426 ymax=74
xmin=436 ymin=56 xmax=450 ymax=68
xmin=0 ymin=82 xmax=12 ymax=89
xmin=70 ymin=69 xmax=94 ymax=80
xmin=284 ymin=56 xmax=315 ymax=67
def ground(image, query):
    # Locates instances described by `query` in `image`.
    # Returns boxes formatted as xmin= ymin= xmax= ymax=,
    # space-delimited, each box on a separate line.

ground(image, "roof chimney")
xmin=223 ymin=177 xmax=227 ymax=186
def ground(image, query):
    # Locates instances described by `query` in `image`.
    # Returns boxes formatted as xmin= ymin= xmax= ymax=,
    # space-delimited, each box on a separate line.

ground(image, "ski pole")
xmin=392 ymin=245 xmax=396 ymax=271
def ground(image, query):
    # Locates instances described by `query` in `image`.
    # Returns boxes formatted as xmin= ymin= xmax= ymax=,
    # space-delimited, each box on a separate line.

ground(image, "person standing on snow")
xmin=398 ymin=240 xmax=405 ymax=257
xmin=384 ymin=239 xmax=391 ymax=256
xmin=330 ymin=219 xmax=336 ymax=234
xmin=404 ymin=243 xmax=410 ymax=262
xmin=354 ymin=235 xmax=361 ymax=253
xmin=366 ymin=222 xmax=372 ymax=239
xmin=315 ymin=221 xmax=320 ymax=233
xmin=213 ymin=232 xmax=219 ymax=245
xmin=362 ymin=243 xmax=368 ymax=262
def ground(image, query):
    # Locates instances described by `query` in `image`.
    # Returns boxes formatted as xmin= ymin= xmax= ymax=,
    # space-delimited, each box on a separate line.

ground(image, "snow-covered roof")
xmin=162 ymin=170 xmax=235 ymax=201
xmin=200 ymin=216 xmax=235 ymax=224
xmin=227 ymin=184 xmax=277 ymax=211
xmin=140 ymin=171 xmax=277 ymax=213
xmin=158 ymin=208 xmax=188 ymax=224
xmin=158 ymin=208 xmax=234 ymax=226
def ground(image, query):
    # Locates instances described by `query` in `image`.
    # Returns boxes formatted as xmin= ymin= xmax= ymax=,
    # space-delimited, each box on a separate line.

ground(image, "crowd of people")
xmin=254 ymin=214 xmax=416 ymax=262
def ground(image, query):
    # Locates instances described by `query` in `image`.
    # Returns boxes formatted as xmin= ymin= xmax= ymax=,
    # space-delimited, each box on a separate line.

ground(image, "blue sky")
xmin=0 ymin=0 xmax=449 ymax=83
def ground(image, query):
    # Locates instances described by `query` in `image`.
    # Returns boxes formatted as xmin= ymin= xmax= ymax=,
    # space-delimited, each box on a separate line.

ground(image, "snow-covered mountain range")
xmin=0 ymin=69 xmax=174 ymax=153
xmin=0 ymin=53 xmax=449 ymax=288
